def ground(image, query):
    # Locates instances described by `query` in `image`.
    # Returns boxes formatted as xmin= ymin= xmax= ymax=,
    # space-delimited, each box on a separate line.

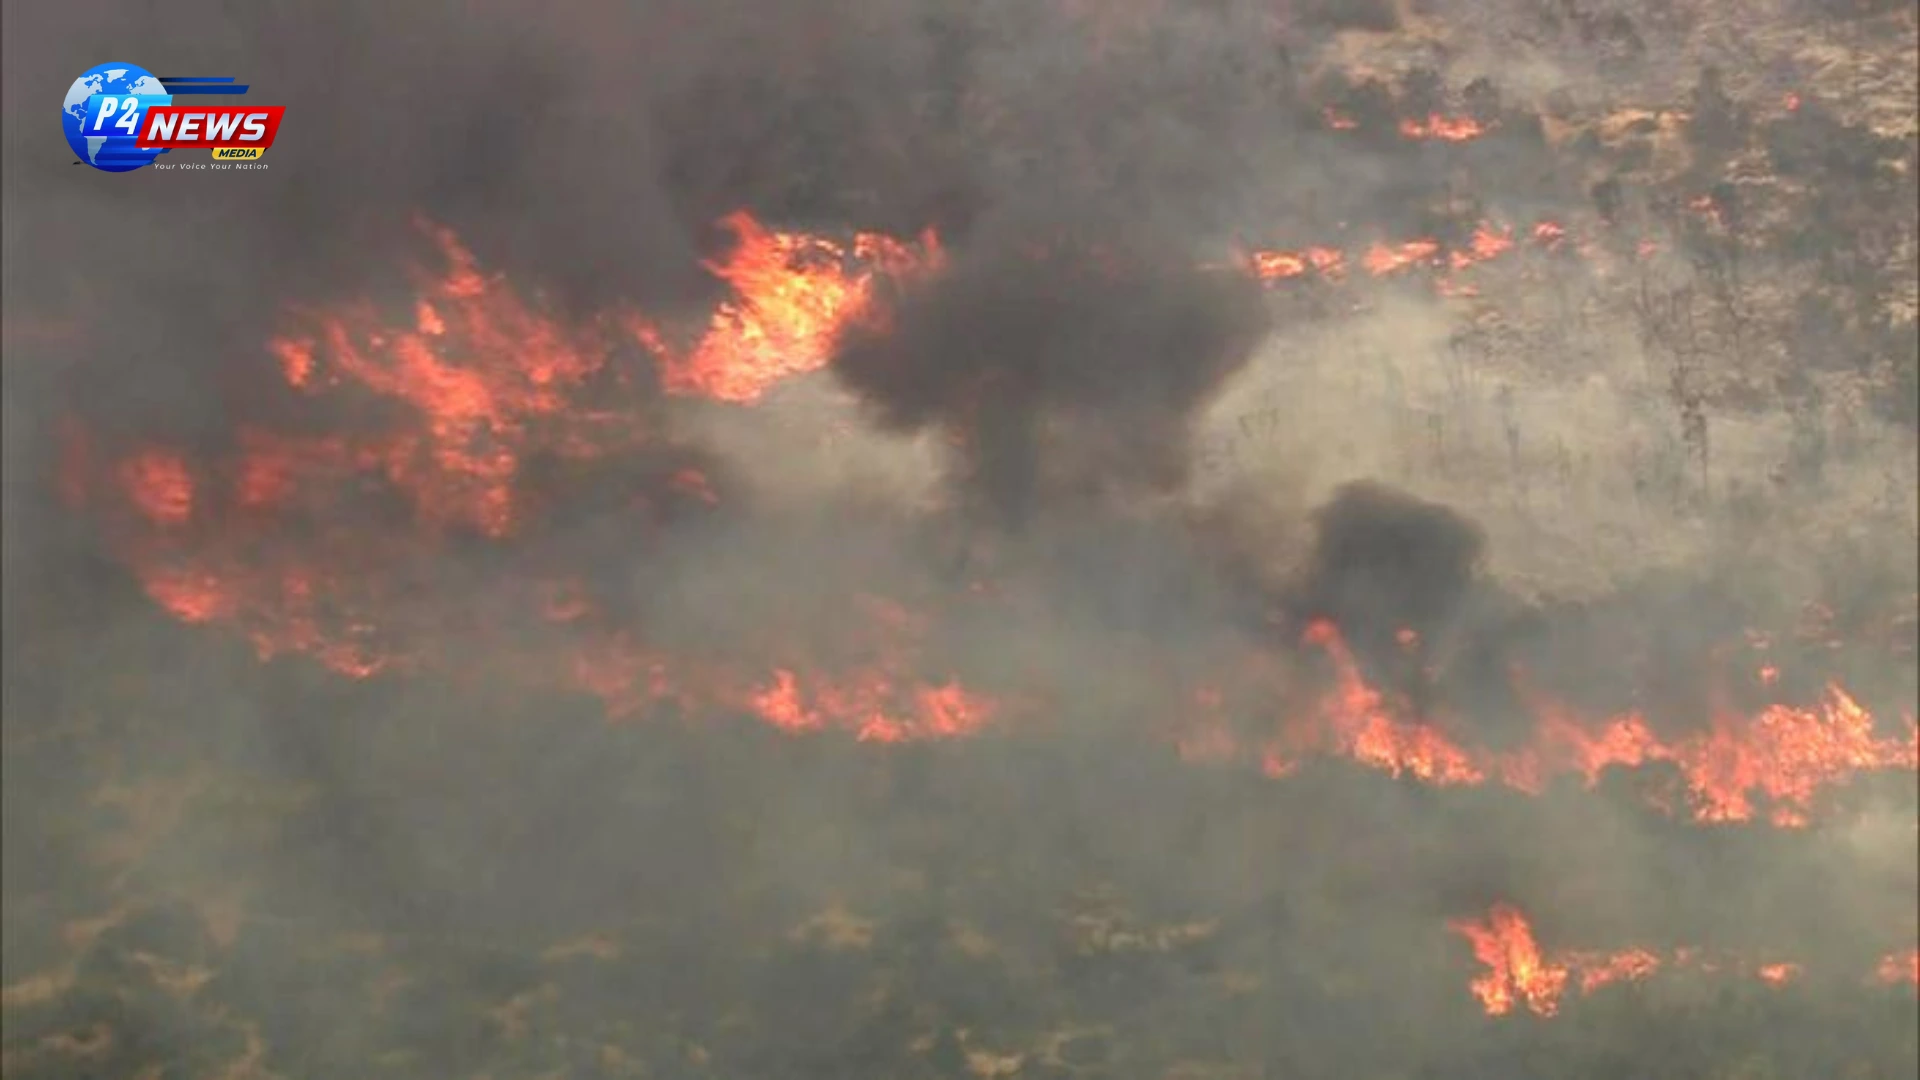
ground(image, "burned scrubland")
xmin=3 ymin=0 xmax=1916 ymax=1076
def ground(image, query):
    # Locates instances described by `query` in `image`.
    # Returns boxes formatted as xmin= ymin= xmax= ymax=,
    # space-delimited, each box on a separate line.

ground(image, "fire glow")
xmin=62 ymin=215 xmax=975 ymax=736
xmin=634 ymin=210 xmax=944 ymax=404
xmin=1174 ymin=620 xmax=1919 ymax=828
xmin=1450 ymin=904 xmax=1918 ymax=1018
xmin=1397 ymin=114 xmax=1492 ymax=142
xmin=1237 ymin=217 xmax=1589 ymax=288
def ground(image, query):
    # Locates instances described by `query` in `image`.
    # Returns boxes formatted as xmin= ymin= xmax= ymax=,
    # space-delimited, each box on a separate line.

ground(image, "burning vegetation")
xmin=4 ymin=0 xmax=1917 ymax=1076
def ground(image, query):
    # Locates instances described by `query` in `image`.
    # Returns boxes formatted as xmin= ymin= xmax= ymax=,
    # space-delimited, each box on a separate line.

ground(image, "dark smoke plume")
xmin=1291 ymin=480 xmax=1487 ymax=640
xmin=835 ymin=243 xmax=1270 ymax=523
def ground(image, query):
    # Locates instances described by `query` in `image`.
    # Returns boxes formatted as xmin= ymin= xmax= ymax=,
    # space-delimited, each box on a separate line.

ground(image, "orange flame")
xmin=1451 ymin=906 xmax=1896 ymax=1017
xmin=1569 ymin=947 xmax=1662 ymax=993
xmin=1175 ymin=622 xmax=1920 ymax=827
xmin=743 ymin=669 xmax=995 ymax=743
xmin=641 ymin=211 xmax=943 ymax=403
xmin=1246 ymin=249 xmax=1310 ymax=280
xmin=1361 ymin=239 xmax=1443 ymax=276
xmin=262 ymin=219 xmax=626 ymax=538
xmin=1281 ymin=620 xmax=1483 ymax=785
xmin=1450 ymin=223 xmax=1515 ymax=268
xmin=1449 ymin=904 xmax=1571 ymax=1017
xmin=60 ymin=213 xmax=1919 ymax=786
xmin=1240 ymin=218 xmax=1610 ymax=296
xmin=1877 ymin=951 xmax=1919 ymax=986
xmin=61 ymin=214 xmax=1002 ymax=738
xmin=1242 ymin=245 xmax=1346 ymax=282
xmin=1398 ymin=114 xmax=1491 ymax=142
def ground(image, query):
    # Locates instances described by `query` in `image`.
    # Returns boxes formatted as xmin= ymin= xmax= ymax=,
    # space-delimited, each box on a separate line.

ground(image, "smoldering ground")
xmin=5 ymin=0 xmax=1919 ymax=1076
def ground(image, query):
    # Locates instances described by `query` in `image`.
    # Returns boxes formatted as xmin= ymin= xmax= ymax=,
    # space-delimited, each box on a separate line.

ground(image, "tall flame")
xmin=1183 ymin=622 xmax=1920 ymax=828
xmin=1449 ymin=904 xmax=1572 ymax=1017
xmin=639 ymin=210 xmax=943 ymax=403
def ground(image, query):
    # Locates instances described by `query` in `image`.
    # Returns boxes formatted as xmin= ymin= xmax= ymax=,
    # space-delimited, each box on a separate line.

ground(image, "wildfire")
xmin=1449 ymin=905 xmax=1572 ymax=1017
xmin=71 ymin=213 xmax=987 ymax=736
xmin=1877 ymin=951 xmax=1920 ymax=986
xmin=1242 ymin=245 xmax=1345 ymax=282
xmin=1398 ymin=114 xmax=1491 ymax=141
xmin=260 ymin=217 xmax=629 ymax=538
xmin=637 ymin=210 xmax=943 ymax=403
xmin=744 ymin=669 xmax=996 ymax=744
xmin=1187 ymin=622 xmax=1920 ymax=828
xmin=1450 ymin=223 xmax=1515 ymax=267
xmin=1269 ymin=620 xmax=1484 ymax=785
xmin=1315 ymin=108 xmax=1491 ymax=142
xmin=61 ymin=210 xmax=1918 ymax=808
xmin=1239 ymin=216 xmax=1584 ymax=291
xmin=1451 ymin=905 xmax=1913 ymax=1017
xmin=1362 ymin=239 xmax=1443 ymax=276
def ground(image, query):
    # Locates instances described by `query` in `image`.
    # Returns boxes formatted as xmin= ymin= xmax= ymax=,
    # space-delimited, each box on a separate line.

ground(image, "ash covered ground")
xmin=3 ymin=1 xmax=1917 ymax=1077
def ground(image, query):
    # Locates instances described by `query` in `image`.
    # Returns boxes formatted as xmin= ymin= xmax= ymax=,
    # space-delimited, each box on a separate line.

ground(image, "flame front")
xmin=1239 ymin=216 xmax=1589 ymax=293
xmin=1198 ymin=622 xmax=1919 ymax=827
xmin=67 ymin=213 xmax=1918 ymax=811
xmin=1449 ymin=904 xmax=1572 ymax=1017
xmin=1450 ymin=905 xmax=1911 ymax=1017
xmin=72 ymin=214 xmax=986 ymax=736
xmin=1398 ymin=114 xmax=1492 ymax=141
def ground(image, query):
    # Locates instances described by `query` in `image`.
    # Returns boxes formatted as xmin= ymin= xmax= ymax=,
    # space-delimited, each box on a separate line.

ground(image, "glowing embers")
xmin=56 ymin=211 xmax=1920 ymax=791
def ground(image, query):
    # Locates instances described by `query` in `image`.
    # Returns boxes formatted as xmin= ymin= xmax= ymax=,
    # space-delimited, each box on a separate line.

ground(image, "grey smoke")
xmin=3 ymin=0 xmax=1915 ymax=1076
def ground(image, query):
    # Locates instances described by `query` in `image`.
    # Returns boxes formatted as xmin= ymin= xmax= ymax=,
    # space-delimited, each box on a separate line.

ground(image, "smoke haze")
xmin=4 ymin=0 xmax=1916 ymax=1076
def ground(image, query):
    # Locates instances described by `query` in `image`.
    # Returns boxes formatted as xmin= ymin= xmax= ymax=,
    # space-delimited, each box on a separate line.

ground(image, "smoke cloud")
xmin=834 ymin=242 xmax=1271 ymax=522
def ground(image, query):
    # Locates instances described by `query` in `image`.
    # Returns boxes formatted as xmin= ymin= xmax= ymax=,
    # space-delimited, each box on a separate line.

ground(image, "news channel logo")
xmin=62 ymin=62 xmax=271 ymax=173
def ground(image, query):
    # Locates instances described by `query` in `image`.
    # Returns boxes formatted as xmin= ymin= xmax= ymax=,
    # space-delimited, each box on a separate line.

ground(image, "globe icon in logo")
xmin=63 ymin=62 xmax=170 ymax=173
